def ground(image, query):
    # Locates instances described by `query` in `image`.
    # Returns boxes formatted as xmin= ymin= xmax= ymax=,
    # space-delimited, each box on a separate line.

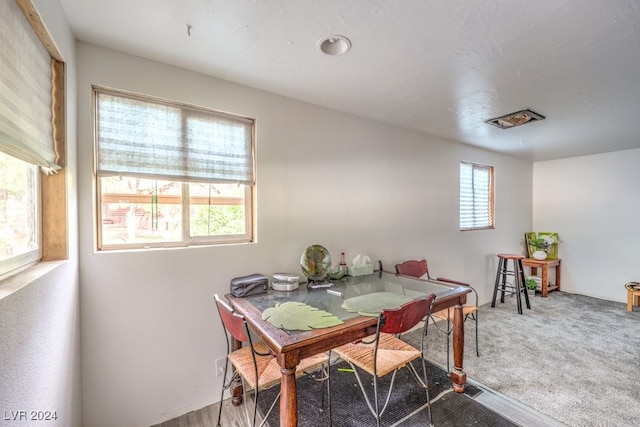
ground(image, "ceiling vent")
xmin=485 ymin=109 xmax=545 ymax=129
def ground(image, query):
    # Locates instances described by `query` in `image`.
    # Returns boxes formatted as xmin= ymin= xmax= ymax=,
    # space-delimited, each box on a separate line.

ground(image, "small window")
xmin=93 ymin=87 xmax=255 ymax=250
xmin=0 ymin=152 xmax=40 ymax=278
xmin=460 ymin=161 xmax=494 ymax=231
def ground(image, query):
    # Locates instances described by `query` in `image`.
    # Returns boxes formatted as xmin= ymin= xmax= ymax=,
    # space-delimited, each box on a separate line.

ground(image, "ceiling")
xmin=59 ymin=0 xmax=640 ymax=161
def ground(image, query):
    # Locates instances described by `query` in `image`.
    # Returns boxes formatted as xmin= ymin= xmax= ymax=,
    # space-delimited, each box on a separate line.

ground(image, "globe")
xmin=300 ymin=244 xmax=332 ymax=281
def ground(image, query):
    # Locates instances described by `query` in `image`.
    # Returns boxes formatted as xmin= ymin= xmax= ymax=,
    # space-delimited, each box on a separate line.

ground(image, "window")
xmin=460 ymin=161 xmax=494 ymax=230
xmin=0 ymin=0 xmax=66 ymax=280
xmin=94 ymin=87 xmax=255 ymax=250
xmin=0 ymin=152 xmax=40 ymax=277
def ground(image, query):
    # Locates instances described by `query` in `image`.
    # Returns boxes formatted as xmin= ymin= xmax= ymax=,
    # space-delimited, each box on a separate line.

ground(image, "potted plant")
xmin=531 ymin=234 xmax=557 ymax=260
xmin=525 ymin=278 xmax=537 ymax=296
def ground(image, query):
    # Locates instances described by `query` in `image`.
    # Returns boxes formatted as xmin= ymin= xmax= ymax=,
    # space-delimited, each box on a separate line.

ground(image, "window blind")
xmin=0 ymin=0 xmax=58 ymax=173
xmin=460 ymin=162 xmax=493 ymax=229
xmin=95 ymin=89 xmax=255 ymax=185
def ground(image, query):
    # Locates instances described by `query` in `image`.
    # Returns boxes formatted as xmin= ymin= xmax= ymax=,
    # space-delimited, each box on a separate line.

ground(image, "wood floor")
xmin=152 ymin=397 xmax=264 ymax=427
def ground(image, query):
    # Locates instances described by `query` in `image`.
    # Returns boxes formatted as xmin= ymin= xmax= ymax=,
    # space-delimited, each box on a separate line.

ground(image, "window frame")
xmin=0 ymin=0 xmax=67 ymax=282
xmin=459 ymin=161 xmax=495 ymax=231
xmin=93 ymin=87 xmax=256 ymax=251
xmin=0 ymin=154 xmax=41 ymax=280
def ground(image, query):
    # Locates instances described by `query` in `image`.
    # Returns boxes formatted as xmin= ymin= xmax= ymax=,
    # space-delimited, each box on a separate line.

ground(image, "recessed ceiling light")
xmin=485 ymin=109 xmax=545 ymax=129
xmin=318 ymin=35 xmax=351 ymax=56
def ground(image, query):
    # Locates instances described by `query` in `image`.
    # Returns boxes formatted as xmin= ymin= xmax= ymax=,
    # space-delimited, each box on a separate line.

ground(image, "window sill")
xmin=0 ymin=260 xmax=66 ymax=300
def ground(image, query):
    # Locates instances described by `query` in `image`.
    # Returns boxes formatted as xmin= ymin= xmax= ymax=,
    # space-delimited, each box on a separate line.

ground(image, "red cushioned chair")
xmin=214 ymin=294 xmax=330 ymax=427
xmin=332 ymin=294 xmax=437 ymax=427
xmin=395 ymin=259 xmax=479 ymax=372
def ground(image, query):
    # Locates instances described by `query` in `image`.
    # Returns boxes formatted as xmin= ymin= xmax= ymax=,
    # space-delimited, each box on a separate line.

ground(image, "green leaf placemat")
xmin=262 ymin=301 xmax=344 ymax=331
xmin=342 ymin=292 xmax=412 ymax=316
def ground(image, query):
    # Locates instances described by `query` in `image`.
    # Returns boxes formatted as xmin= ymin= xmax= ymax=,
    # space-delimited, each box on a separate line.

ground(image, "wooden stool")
xmin=491 ymin=254 xmax=530 ymax=314
xmin=626 ymin=282 xmax=640 ymax=312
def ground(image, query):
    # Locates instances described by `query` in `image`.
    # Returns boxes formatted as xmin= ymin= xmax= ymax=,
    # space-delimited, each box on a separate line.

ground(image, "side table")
xmin=521 ymin=258 xmax=561 ymax=297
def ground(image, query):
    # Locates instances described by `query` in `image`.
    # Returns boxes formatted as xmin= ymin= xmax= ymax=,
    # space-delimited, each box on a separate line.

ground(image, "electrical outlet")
xmin=215 ymin=358 xmax=226 ymax=377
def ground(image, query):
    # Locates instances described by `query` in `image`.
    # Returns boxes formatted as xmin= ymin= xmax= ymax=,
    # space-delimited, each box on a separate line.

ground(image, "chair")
xmin=491 ymin=253 xmax=530 ymax=314
xmin=331 ymin=295 xmax=436 ymax=427
xmin=214 ymin=294 xmax=330 ymax=427
xmin=626 ymin=282 xmax=640 ymax=312
xmin=395 ymin=259 xmax=479 ymax=372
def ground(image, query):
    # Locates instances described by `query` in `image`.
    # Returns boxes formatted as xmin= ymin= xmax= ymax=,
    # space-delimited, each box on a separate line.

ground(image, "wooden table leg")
xmin=279 ymin=354 xmax=300 ymax=427
xmin=450 ymin=302 xmax=467 ymax=393
xmin=556 ymin=261 xmax=561 ymax=292
xmin=230 ymin=337 xmax=243 ymax=406
xmin=280 ymin=367 xmax=297 ymax=427
xmin=541 ymin=265 xmax=549 ymax=297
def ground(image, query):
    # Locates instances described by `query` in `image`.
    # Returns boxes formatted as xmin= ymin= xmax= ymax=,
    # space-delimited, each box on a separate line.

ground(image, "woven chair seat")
xmin=432 ymin=305 xmax=477 ymax=321
xmin=625 ymin=282 xmax=640 ymax=292
xmin=332 ymin=296 xmax=436 ymax=426
xmin=228 ymin=341 xmax=328 ymax=390
xmin=333 ymin=333 xmax=421 ymax=377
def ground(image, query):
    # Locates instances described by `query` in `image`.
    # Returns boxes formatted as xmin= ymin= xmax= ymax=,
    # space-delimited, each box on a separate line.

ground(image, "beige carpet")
xmin=404 ymin=291 xmax=640 ymax=427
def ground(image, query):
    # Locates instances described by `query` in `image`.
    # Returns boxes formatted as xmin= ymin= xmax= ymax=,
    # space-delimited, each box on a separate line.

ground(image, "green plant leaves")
xmin=262 ymin=301 xmax=343 ymax=331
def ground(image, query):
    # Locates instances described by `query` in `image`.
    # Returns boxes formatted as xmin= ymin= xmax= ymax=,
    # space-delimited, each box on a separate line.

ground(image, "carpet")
xmin=407 ymin=291 xmax=640 ymax=427
xmin=257 ymin=358 xmax=517 ymax=426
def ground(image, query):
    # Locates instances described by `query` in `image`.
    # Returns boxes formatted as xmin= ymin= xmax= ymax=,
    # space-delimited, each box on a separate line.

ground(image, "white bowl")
xmin=532 ymin=250 xmax=547 ymax=260
xmin=272 ymin=281 xmax=299 ymax=291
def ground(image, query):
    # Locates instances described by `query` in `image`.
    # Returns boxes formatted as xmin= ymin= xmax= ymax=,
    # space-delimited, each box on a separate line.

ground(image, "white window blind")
xmin=95 ymin=88 xmax=255 ymax=185
xmin=0 ymin=0 xmax=59 ymax=173
xmin=460 ymin=162 xmax=494 ymax=230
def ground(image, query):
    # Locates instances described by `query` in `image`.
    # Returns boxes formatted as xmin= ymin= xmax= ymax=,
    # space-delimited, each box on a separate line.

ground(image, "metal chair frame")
xmin=214 ymin=294 xmax=330 ymax=427
xmin=332 ymin=295 xmax=436 ymax=427
xmin=395 ymin=259 xmax=479 ymax=372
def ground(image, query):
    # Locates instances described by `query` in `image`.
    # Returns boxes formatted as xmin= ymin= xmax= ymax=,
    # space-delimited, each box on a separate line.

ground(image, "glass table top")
xmin=242 ymin=271 xmax=464 ymax=326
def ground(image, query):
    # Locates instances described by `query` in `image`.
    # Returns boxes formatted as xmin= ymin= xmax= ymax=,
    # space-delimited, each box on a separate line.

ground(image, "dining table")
xmin=227 ymin=270 xmax=471 ymax=427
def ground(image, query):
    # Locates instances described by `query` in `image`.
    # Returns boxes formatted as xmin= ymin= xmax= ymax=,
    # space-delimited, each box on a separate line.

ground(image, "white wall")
xmin=533 ymin=148 xmax=640 ymax=302
xmin=76 ymin=42 xmax=532 ymax=426
xmin=0 ymin=1 xmax=80 ymax=426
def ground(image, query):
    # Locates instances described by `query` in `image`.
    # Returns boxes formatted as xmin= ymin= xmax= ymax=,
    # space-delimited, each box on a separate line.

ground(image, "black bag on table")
xmin=230 ymin=274 xmax=268 ymax=297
